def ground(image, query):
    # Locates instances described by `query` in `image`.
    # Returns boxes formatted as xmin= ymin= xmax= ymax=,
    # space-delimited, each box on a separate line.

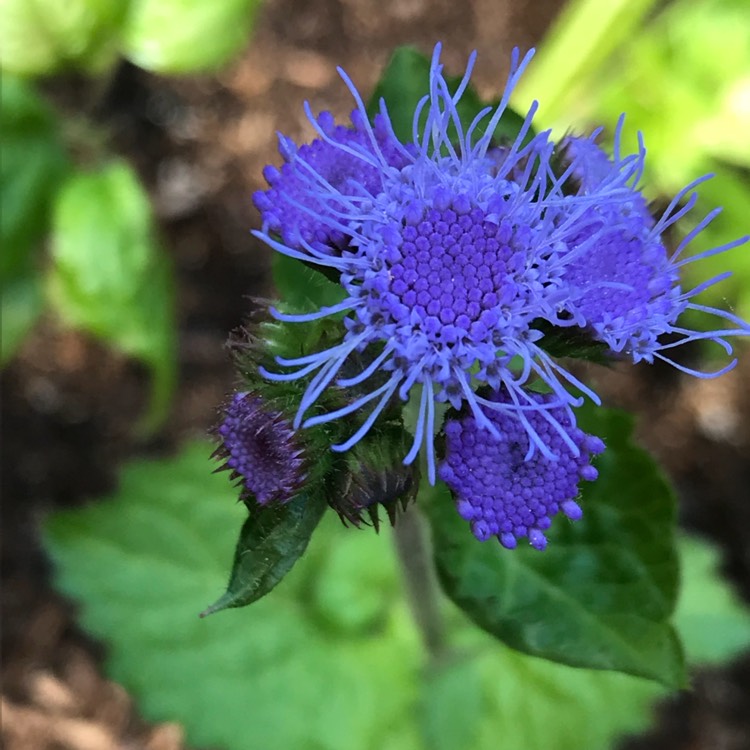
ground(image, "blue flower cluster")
xmin=239 ymin=44 xmax=748 ymax=547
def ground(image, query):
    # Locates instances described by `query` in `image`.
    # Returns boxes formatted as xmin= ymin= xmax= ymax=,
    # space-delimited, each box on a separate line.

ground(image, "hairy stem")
xmin=392 ymin=502 xmax=446 ymax=660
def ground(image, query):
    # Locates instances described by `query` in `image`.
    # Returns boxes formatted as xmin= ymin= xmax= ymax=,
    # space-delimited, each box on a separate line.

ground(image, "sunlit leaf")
xmin=121 ymin=0 xmax=261 ymax=74
xmin=512 ymin=0 xmax=659 ymax=129
xmin=48 ymin=160 xmax=176 ymax=431
xmin=0 ymin=0 xmax=127 ymax=76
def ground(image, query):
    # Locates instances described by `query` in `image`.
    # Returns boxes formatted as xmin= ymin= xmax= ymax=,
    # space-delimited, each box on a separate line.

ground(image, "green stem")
xmin=392 ymin=502 xmax=446 ymax=661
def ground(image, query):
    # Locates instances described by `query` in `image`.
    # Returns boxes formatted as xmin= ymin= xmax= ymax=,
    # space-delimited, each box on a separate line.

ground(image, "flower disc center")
xmin=368 ymin=196 xmax=531 ymax=349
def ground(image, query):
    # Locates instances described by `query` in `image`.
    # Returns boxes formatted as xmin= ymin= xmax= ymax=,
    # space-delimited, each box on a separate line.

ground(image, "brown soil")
xmin=2 ymin=0 xmax=749 ymax=748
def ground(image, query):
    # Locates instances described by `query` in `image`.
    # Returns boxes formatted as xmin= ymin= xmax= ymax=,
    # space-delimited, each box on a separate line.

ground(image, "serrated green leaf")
xmin=368 ymin=46 xmax=534 ymax=146
xmin=121 ymin=0 xmax=261 ymax=74
xmin=272 ymin=253 xmax=346 ymax=310
xmin=426 ymin=406 xmax=685 ymax=688
xmin=0 ymin=76 xmax=69 ymax=282
xmin=48 ymin=161 xmax=176 ymax=431
xmin=0 ymin=274 xmax=45 ymax=364
xmin=202 ymin=491 xmax=329 ymax=615
xmin=0 ymin=0 xmax=127 ymax=76
xmin=43 ymin=442 xmax=750 ymax=750
xmin=44 ymin=443 xmax=421 ymax=750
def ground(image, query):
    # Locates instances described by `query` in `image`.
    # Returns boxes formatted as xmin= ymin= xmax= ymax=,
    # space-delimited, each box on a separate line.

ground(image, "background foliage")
xmin=45 ymin=442 xmax=750 ymax=750
xmin=0 ymin=0 xmax=262 ymax=427
xmin=515 ymin=0 xmax=750 ymax=323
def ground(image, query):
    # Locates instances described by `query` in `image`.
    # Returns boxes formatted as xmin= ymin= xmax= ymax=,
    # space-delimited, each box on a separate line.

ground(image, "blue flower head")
xmin=439 ymin=389 xmax=605 ymax=550
xmin=252 ymin=109 xmax=412 ymax=254
xmin=252 ymin=44 xmax=749 ymax=491
xmin=556 ymin=130 xmax=749 ymax=372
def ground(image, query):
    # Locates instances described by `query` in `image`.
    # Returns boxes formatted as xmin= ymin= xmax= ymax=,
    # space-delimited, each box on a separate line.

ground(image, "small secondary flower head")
xmin=215 ymin=392 xmax=306 ymax=504
xmin=555 ymin=131 xmax=749 ymax=374
xmin=252 ymin=110 xmax=411 ymax=254
xmin=439 ymin=389 xmax=605 ymax=550
xmin=252 ymin=43 xmax=749 ymax=486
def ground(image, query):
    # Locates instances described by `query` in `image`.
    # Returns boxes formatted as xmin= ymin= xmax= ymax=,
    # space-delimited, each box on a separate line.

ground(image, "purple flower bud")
xmin=214 ymin=392 xmax=306 ymax=505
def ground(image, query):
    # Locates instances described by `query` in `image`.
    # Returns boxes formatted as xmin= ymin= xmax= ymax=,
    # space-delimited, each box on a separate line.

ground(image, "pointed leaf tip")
xmin=209 ymin=490 xmax=328 ymax=612
xmin=199 ymin=592 xmax=235 ymax=618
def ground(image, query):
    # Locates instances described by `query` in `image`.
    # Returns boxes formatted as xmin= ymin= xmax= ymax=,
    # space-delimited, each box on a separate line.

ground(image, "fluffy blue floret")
xmin=557 ymin=129 xmax=750 ymax=375
xmin=438 ymin=389 xmax=605 ymax=550
xmin=253 ymin=110 xmax=411 ymax=255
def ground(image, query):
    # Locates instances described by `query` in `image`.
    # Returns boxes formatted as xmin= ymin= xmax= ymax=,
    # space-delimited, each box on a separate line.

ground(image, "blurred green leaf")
xmin=202 ymin=491 xmax=329 ymax=616
xmin=48 ymin=160 xmax=176 ymax=431
xmin=426 ymin=407 xmax=685 ymax=688
xmin=309 ymin=529 xmax=401 ymax=635
xmin=44 ymin=442 xmax=421 ymax=750
xmin=0 ymin=0 xmax=128 ymax=76
xmin=438 ymin=636 xmax=661 ymax=750
xmin=587 ymin=0 xmax=750 ymax=187
xmin=369 ymin=46 xmax=534 ymax=146
xmin=513 ymin=0 xmax=658 ymax=129
xmin=0 ymin=274 xmax=45 ymax=364
xmin=0 ymin=76 xmax=69 ymax=282
xmin=675 ymin=535 xmax=750 ymax=664
xmin=421 ymin=657 xmax=485 ymax=750
xmin=677 ymin=165 xmax=750 ymax=327
xmin=44 ymin=442 xmax=750 ymax=750
xmin=121 ymin=0 xmax=261 ymax=74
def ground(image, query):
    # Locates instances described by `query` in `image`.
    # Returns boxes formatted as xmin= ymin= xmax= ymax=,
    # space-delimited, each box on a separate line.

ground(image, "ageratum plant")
xmin=209 ymin=44 xmax=749 ymax=684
